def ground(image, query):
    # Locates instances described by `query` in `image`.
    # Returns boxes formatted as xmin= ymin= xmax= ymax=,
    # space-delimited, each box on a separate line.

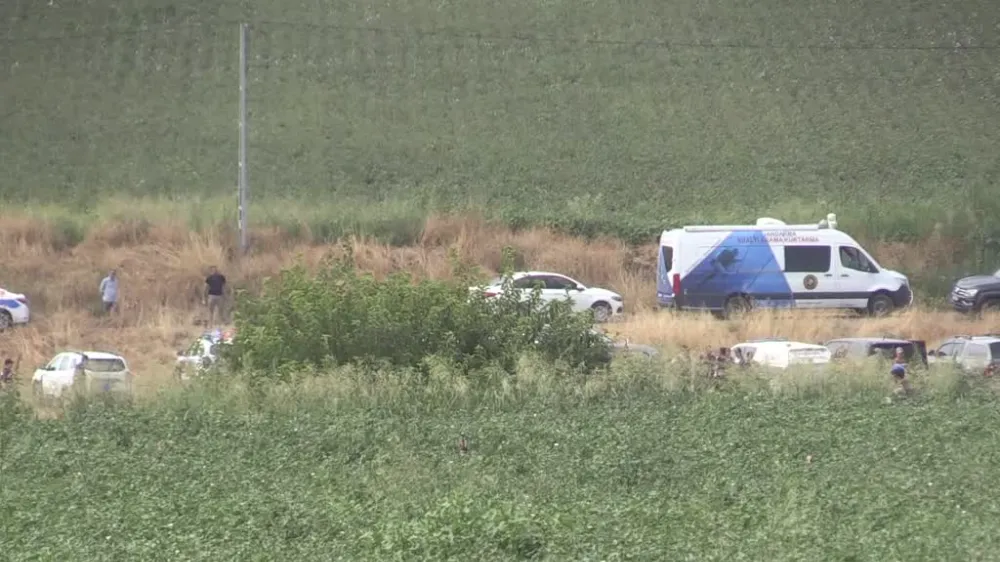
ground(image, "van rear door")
xmin=657 ymin=242 xmax=676 ymax=308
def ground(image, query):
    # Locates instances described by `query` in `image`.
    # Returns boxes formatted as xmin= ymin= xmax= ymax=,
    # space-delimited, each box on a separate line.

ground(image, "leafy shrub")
xmin=225 ymin=246 xmax=610 ymax=381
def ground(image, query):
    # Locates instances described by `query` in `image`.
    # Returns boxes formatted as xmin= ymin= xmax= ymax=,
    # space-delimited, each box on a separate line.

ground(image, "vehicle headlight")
xmin=965 ymin=288 xmax=978 ymax=296
xmin=611 ymin=295 xmax=623 ymax=302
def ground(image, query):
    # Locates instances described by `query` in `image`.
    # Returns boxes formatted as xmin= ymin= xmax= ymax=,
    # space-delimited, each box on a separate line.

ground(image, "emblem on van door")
xmin=803 ymin=275 xmax=818 ymax=290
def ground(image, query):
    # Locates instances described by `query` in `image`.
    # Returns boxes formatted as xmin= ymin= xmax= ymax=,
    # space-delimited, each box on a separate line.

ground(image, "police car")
xmin=0 ymin=287 xmax=30 ymax=330
xmin=174 ymin=328 xmax=235 ymax=380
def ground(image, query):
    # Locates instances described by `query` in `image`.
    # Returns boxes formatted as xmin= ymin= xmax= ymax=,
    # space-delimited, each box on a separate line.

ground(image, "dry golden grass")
xmin=0 ymin=212 xmax=992 ymax=392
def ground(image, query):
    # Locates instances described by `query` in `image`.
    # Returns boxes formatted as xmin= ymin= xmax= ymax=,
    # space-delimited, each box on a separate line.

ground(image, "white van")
xmin=656 ymin=214 xmax=913 ymax=318
xmin=731 ymin=339 xmax=832 ymax=370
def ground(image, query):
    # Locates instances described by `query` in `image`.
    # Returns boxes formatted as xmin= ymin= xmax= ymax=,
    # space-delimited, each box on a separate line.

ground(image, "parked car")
xmin=175 ymin=328 xmax=234 ymax=381
xmin=927 ymin=335 xmax=1000 ymax=376
xmin=949 ymin=269 xmax=1000 ymax=314
xmin=0 ymin=287 xmax=30 ymax=330
xmin=471 ymin=271 xmax=624 ymax=322
xmin=31 ymin=351 xmax=133 ymax=400
xmin=730 ymin=339 xmax=832 ymax=370
xmin=824 ymin=337 xmax=928 ymax=367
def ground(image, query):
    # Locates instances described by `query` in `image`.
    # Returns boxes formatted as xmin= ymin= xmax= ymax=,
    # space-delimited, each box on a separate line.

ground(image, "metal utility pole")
xmin=237 ymin=22 xmax=250 ymax=254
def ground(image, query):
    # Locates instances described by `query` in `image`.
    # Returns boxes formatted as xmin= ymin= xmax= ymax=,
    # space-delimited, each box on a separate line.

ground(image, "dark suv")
xmin=824 ymin=337 xmax=928 ymax=367
xmin=950 ymin=269 xmax=1000 ymax=314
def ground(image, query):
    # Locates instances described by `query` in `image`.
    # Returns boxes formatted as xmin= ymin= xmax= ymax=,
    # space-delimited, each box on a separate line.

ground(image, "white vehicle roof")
xmin=68 ymin=351 xmax=126 ymax=360
xmin=734 ymin=340 xmax=828 ymax=352
xmin=661 ymin=214 xmax=841 ymax=240
xmin=503 ymin=271 xmax=577 ymax=279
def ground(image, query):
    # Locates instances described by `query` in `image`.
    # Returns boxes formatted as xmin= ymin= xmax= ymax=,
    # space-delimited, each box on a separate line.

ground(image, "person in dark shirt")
xmin=204 ymin=266 xmax=227 ymax=326
xmin=0 ymin=357 xmax=16 ymax=390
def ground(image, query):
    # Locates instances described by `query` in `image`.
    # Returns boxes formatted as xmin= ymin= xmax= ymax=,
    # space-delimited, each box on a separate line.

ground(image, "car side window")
xmin=45 ymin=354 xmax=63 ymax=370
xmin=544 ymin=276 xmax=577 ymax=290
xmin=965 ymin=344 xmax=989 ymax=359
xmin=839 ymin=247 xmax=878 ymax=273
xmin=784 ymin=246 xmax=831 ymax=273
xmin=825 ymin=341 xmax=848 ymax=358
xmin=55 ymin=355 xmax=73 ymax=371
xmin=935 ymin=342 xmax=961 ymax=358
xmin=512 ymin=276 xmax=544 ymax=289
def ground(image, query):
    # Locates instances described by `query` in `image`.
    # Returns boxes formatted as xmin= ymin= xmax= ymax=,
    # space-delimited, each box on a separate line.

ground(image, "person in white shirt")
xmin=99 ymin=269 xmax=119 ymax=314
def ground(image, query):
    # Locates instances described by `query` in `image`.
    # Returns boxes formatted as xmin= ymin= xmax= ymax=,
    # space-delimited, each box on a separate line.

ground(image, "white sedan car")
xmin=32 ymin=351 xmax=133 ymax=400
xmin=0 ymin=287 xmax=30 ymax=330
xmin=471 ymin=271 xmax=624 ymax=322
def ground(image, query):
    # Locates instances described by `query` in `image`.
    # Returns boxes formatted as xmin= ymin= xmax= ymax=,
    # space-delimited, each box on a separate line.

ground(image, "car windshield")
xmin=869 ymin=343 xmax=915 ymax=361
xmin=83 ymin=358 xmax=127 ymax=372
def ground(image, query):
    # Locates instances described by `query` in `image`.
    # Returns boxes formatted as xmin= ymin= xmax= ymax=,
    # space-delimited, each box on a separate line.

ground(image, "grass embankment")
xmin=2 ymin=363 xmax=998 ymax=560
xmin=1 ymin=204 xmax=995 ymax=389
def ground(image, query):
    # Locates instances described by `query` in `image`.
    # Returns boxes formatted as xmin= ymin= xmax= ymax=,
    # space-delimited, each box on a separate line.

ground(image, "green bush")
xmin=225 ymin=246 xmax=610 ymax=381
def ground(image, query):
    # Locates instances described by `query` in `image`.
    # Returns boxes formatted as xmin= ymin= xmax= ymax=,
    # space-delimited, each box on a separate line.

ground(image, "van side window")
xmin=660 ymin=246 xmax=673 ymax=272
xmin=783 ymin=246 xmax=831 ymax=273
xmin=839 ymin=246 xmax=878 ymax=273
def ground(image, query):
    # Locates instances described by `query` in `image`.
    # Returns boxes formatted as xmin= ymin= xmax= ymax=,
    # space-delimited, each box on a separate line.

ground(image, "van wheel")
xmin=867 ymin=293 xmax=894 ymax=317
xmin=0 ymin=311 xmax=12 ymax=331
xmin=723 ymin=295 xmax=752 ymax=319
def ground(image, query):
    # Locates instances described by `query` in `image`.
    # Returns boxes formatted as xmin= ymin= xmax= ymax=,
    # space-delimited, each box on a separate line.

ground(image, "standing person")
xmin=204 ymin=266 xmax=227 ymax=326
xmin=891 ymin=347 xmax=911 ymax=395
xmin=99 ymin=269 xmax=119 ymax=314
xmin=0 ymin=357 xmax=15 ymax=389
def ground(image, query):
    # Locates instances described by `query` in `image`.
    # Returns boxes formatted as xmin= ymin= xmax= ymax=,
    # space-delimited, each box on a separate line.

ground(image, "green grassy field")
xmin=3 ymin=363 xmax=999 ymax=561
xmin=2 ymin=0 xmax=999 ymax=249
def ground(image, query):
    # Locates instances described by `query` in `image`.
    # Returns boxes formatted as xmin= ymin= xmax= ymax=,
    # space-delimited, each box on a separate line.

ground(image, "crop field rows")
xmin=4 ymin=0 xmax=1000 ymax=559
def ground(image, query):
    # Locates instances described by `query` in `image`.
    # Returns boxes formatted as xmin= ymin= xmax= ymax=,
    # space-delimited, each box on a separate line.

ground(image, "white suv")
xmin=927 ymin=335 xmax=1000 ymax=376
xmin=472 ymin=271 xmax=625 ymax=322
xmin=0 ymin=287 xmax=30 ymax=330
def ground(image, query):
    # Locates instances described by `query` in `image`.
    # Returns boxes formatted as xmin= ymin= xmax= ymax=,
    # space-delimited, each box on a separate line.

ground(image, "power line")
xmin=2 ymin=18 xmax=997 ymax=52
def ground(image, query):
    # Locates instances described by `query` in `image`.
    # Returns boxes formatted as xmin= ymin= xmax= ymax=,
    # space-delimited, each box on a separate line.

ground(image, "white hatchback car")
xmin=0 ymin=287 xmax=30 ymax=330
xmin=32 ymin=351 xmax=133 ymax=400
xmin=471 ymin=271 xmax=625 ymax=322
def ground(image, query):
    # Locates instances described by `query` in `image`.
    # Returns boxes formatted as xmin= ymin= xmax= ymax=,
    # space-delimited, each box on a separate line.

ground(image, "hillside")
xmin=2 ymin=0 xmax=998 ymax=252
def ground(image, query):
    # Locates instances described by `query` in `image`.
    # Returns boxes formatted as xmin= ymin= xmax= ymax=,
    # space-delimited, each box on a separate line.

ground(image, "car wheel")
xmin=867 ymin=293 xmax=894 ymax=317
xmin=979 ymin=299 xmax=1000 ymax=314
xmin=723 ymin=295 xmax=752 ymax=319
xmin=591 ymin=302 xmax=613 ymax=323
xmin=0 ymin=311 xmax=12 ymax=331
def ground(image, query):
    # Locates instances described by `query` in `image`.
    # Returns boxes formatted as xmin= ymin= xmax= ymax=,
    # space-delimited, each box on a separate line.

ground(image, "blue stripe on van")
xmin=0 ymin=299 xmax=22 ymax=309
xmin=679 ymin=230 xmax=793 ymax=311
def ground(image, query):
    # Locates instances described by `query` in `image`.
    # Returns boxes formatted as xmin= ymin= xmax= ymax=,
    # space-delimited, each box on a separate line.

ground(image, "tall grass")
xmin=4 ymin=359 xmax=998 ymax=560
